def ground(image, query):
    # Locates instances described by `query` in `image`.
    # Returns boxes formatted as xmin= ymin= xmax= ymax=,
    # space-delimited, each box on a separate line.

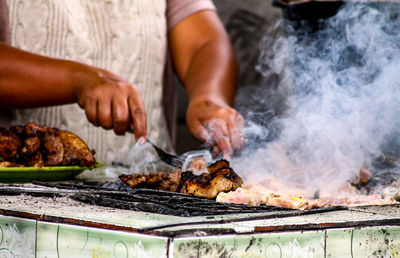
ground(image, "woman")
xmin=0 ymin=0 xmax=244 ymax=165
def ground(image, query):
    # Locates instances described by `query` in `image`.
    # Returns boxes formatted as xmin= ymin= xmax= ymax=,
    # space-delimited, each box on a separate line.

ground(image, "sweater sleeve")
xmin=167 ymin=0 xmax=216 ymax=30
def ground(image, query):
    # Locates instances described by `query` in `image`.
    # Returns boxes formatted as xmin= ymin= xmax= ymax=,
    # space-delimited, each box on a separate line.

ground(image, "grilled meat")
xmin=187 ymin=157 xmax=208 ymax=173
xmin=119 ymin=171 xmax=181 ymax=192
xmin=59 ymin=130 xmax=95 ymax=166
xmin=0 ymin=123 xmax=95 ymax=167
xmin=0 ymin=128 xmax=21 ymax=159
xmin=180 ymin=160 xmax=243 ymax=199
xmin=119 ymin=159 xmax=243 ymax=199
xmin=216 ymin=181 xmax=396 ymax=210
xmin=23 ymin=151 xmax=44 ymax=167
xmin=42 ymin=128 xmax=64 ymax=166
xmin=20 ymin=123 xmax=45 ymax=164
xmin=23 ymin=122 xmax=46 ymax=137
xmin=309 ymin=194 xmax=394 ymax=208
xmin=216 ymin=184 xmax=311 ymax=209
xmin=21 ymin=136 xmax=41 ymax=157
xmin=10 ymin=125 xmax=23 ymax=136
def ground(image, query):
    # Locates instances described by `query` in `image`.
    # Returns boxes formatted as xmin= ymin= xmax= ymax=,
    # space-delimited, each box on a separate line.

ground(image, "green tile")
xmin=327 ymin=226 xmax=400 ymax=258
xmin=37 ymin=222 xmax=168 ymax=258
xmin=172 ymin=231 xmax=325 ymax=258
xmin=0 ymin=215 xmax=36 ymax=258
xmin=351 ymin=226 xmax=400 ymax=258
xmin=326 ymin=228 xmax=352 ymax=258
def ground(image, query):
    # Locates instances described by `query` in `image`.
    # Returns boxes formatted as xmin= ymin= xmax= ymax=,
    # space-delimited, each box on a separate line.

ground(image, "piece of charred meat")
xmin=119 ymin=171 xmax=182 ymax=192
xmin=10 ymin=125 xmax=23 ymax=136
xmin=179 ymin=160 xmax=243 ymax=199
xmin=23 ymin=151 xmax=44 ymax=167
xmin=0 ymin=122 xmax=95 ymax=167
xmin=19 ymin=123 xmax=45 ymax=164
xmin=21 ymin=136 xmax=41 ymax=157
xmin=119 ymin=159 xmax=243 ymax=199
xmin=59 ymin=130 xmax=96 ymax=166
xmin=187 ymin=157 xmax=208 ymax=173
xmin=0 ymin=128 xmax=21 ymax=160
xmin=22 ymin=122 xmax=46 ymax=136
xmin=41 ymin=128 xmax=64 ymax=166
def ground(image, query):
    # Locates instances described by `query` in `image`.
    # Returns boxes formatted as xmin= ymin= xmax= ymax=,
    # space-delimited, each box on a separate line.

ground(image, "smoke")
xmin=232 ymin=3 xmax=400 ymax=196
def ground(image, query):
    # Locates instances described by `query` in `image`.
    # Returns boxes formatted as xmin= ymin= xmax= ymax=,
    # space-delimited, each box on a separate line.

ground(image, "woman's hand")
xmin=73 ymin=66 xmax=147 ymax=140
xmin=186 ymin=98 xmax=245 ymax=160
xmin=0 ymin=43 xmax=147 ymax=140
xmin=169 ymin=10 xmax=243 ymax=159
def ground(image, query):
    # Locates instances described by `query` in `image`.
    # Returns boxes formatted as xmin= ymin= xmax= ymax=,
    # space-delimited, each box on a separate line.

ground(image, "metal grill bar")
xmin=28 ymin=182 xmax=345 ymax=217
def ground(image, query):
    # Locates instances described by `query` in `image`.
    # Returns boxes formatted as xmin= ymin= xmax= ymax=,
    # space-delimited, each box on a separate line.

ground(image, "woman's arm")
xmin=0 ymin=42 xmax=147 ymax=138
xmin=169 ymin=10 xmax=244 ymax=159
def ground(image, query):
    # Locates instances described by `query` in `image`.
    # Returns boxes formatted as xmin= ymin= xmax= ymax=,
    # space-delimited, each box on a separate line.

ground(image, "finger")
xmin=187 ymin=118 xmax=211 ymax=143
xmin=227 ymin=113 xmax=245 ymax=151
xmin=206 ymin=119 xmax=232 ymax=160
xmin=84 ymin=99 xmax=99 ymax=126
xmin=97 ymin=98 xmax=113 ymax=129
xmin=112 ymin=97 xmax=129 ymax=135
xmin=128 ymin=94 xmax=147 ymax=140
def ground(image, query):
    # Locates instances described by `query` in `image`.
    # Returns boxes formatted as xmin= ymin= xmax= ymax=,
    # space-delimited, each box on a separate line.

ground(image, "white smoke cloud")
xmin=233 ymin=3 xmax=400 ymax=196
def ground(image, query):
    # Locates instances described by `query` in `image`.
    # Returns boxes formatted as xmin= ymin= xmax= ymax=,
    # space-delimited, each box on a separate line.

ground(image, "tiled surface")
xmin=326 ymin=226 xmax=400 ymax=258
xmin=0 ymin=215 xmax=36 ymax=258
xmin=351 ymin=226 xmax=400 ymax=258
xmin=36 ymin=221 xmax=168 ymax=258
xmin=0 ymin=211 xmax=400 ymax=257
xmin=171 ymin=231 xmax=325 ymax=258
xmin=326 ymin=228 xmax=352 ymax=257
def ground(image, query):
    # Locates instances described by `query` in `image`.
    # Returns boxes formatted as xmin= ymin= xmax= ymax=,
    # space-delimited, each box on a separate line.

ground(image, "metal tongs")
xmin=146 ymin=140 xmax=184 ymax=168
xmin=147 ymin=140 xmax=212 ymax=170
xmin=126 ymin=125 xmax=212 ymax=170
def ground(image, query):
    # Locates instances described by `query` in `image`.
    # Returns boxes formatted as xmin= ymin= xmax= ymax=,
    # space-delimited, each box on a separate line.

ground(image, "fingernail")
xmin=138 ymin=137 xmax=146 ymax=145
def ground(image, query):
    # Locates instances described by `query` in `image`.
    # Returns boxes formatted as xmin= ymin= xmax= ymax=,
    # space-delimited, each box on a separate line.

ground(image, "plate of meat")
xmin=0 ymin=122 xmax=101 ymax=182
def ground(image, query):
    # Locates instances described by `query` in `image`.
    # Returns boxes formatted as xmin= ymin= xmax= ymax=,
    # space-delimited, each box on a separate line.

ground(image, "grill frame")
xmin=1 ymin=183 xmax=400 ymax=238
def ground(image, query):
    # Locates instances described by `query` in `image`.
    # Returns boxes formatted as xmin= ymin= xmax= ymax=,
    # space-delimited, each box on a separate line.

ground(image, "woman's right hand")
xmin=0 ymin=42 xmax=147 ymax=140
xmin=73 ymin=66 xmax=147 ymax=140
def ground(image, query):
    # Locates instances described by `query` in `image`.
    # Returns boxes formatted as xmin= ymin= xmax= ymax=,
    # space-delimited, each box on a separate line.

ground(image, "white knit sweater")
xmin=7 ymin=0 xmax=171 ymax=165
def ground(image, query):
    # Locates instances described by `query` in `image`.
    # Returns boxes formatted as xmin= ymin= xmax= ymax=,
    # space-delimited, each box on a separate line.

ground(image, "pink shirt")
xmin=167 ymin=0 xmax=216 ymax=30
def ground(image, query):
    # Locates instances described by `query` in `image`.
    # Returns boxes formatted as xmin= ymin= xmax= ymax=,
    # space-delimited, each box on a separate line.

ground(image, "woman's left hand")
xmin=186 ymin=98 xmax=245 ymax=160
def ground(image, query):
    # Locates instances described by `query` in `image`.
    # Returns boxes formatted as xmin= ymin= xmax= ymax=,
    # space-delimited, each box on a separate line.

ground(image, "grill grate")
xmin=30 ymin=181 xmax=345 ymax=217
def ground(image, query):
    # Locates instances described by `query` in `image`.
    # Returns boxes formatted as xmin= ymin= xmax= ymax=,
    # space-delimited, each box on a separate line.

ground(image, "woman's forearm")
xmin=169 ymin=10 xmax=238 ymax=107
xmin=183 ymin=39 xmax=238 ymax=106
xmin=0 ymin=42 xmax=84 ymax=109
xmin=0 ymin=42 xmax=148 ymax=138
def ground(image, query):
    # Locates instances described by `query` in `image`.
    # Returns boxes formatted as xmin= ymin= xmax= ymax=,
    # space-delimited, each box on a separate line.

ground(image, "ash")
xmin=0 ymin=193 xmax=133 ymax=218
